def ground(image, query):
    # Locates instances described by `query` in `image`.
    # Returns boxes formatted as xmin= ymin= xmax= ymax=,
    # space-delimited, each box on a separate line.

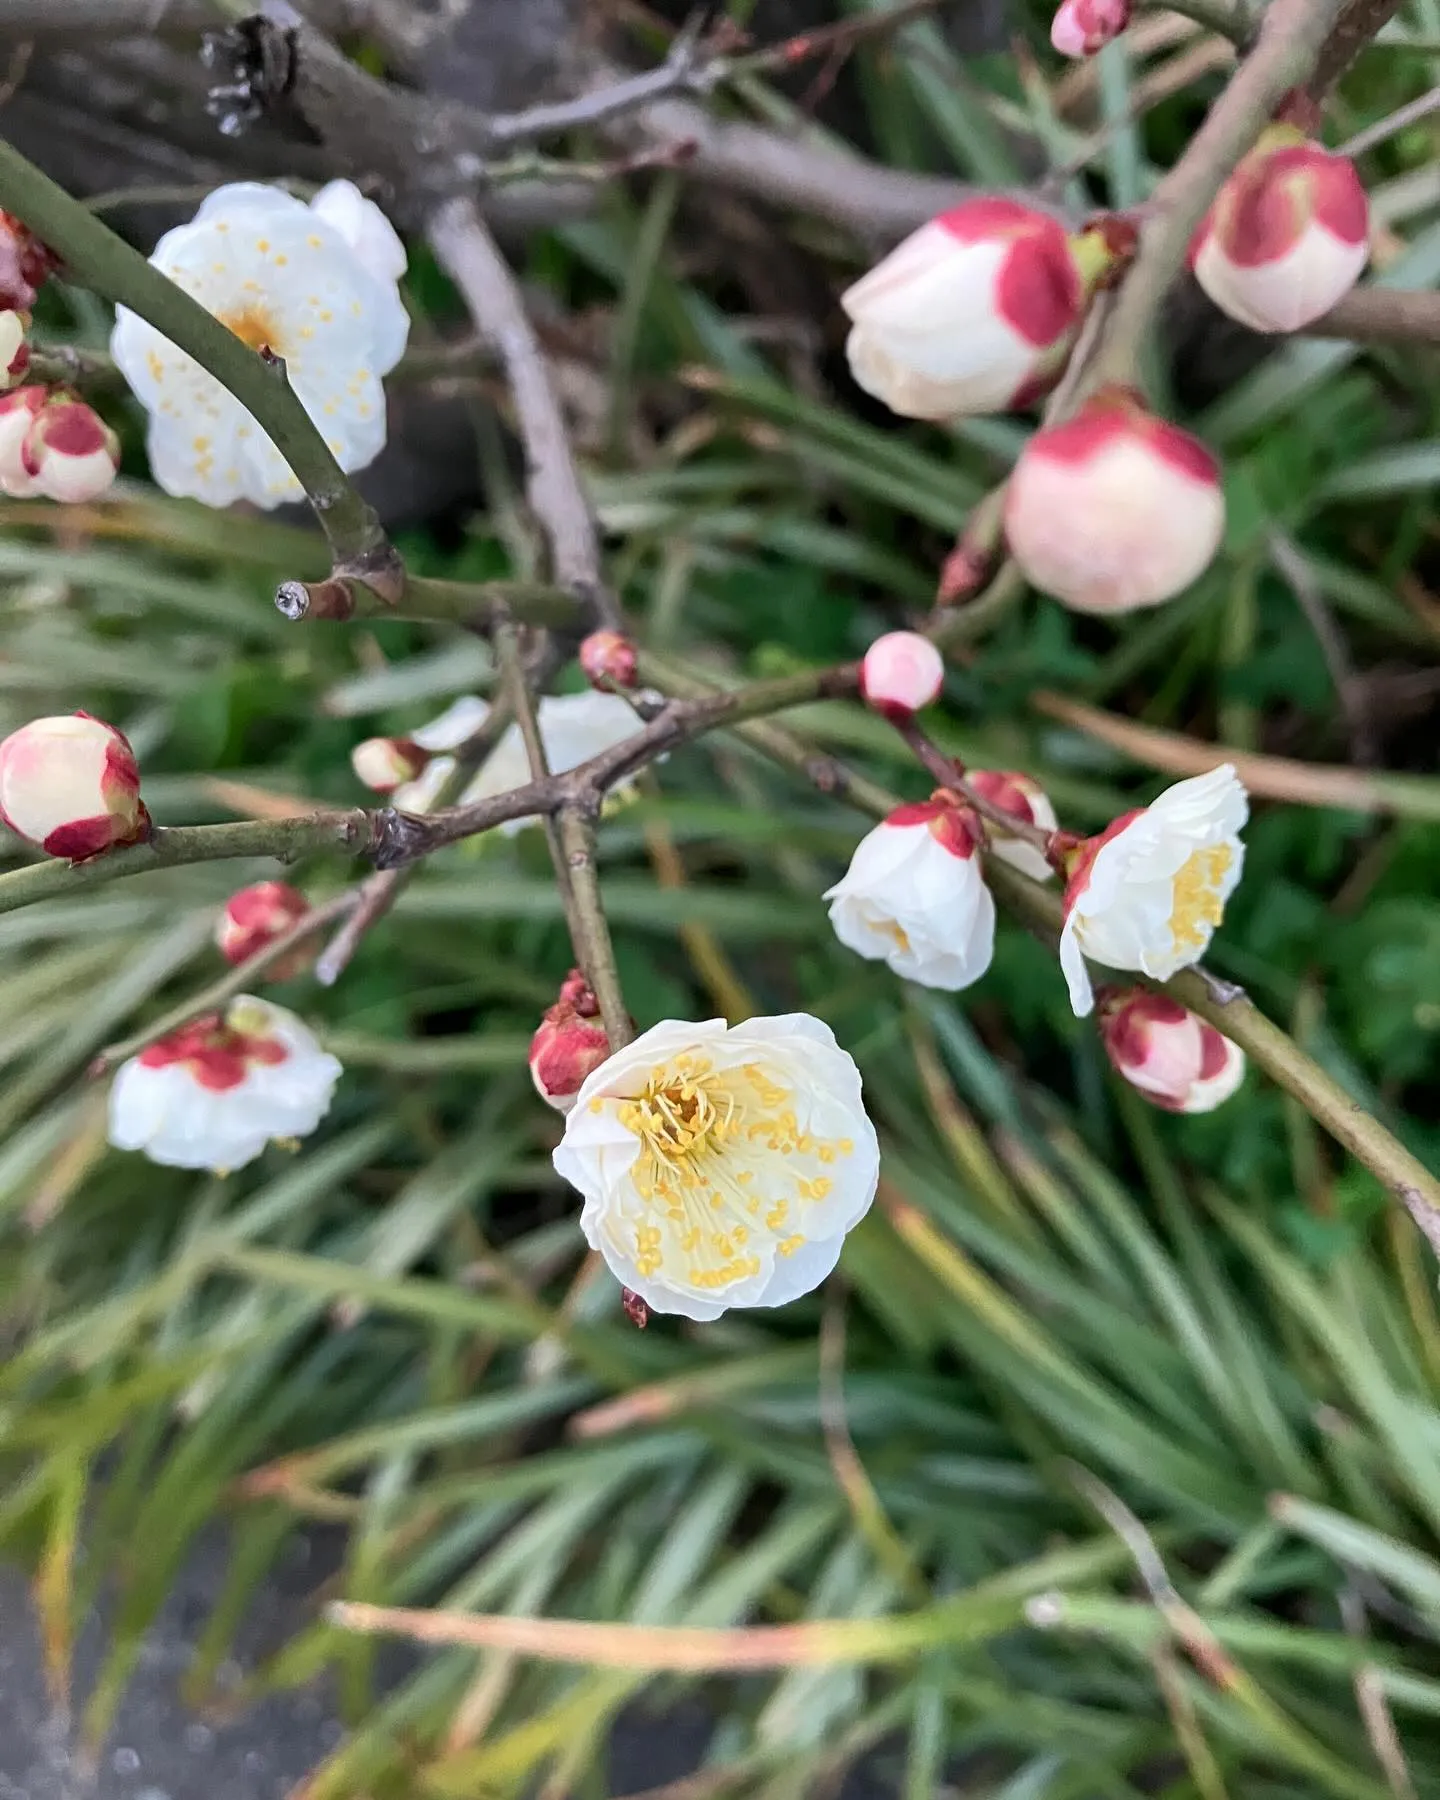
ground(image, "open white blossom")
xmin=554 ymin=1015 xmax=881 ymax=1320
xmin=110 ymin=181 xmax=409 ymax=509
xmin=825 ymin=798 xmax=994 ymax=991
xmin=108 ymin=996 xmax=341 ymax=1172
xmin=394 ymin=690 xmax=646 ymax=831
xmin=1059 ymin=765 xmax=1248 ymax=1017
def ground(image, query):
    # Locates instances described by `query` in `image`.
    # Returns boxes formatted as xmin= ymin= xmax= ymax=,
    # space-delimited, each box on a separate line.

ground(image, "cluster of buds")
xmin=0 ymin=386 xmax=119 ymax=503
xmin=0 ymin=713 xmax=149 ymax=861
xmin=529 ymin=970 xmax=615 ymax=1112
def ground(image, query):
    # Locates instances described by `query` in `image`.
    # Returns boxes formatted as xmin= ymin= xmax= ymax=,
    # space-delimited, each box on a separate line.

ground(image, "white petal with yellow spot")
xmin=554 ymin=1014 xmax=881 ymax=1320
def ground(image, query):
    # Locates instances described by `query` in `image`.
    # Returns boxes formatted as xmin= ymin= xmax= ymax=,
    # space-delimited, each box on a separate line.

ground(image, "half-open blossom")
xmin=1098 ymin=987 xmax=1245 ymax=1112
xmin=825 ymin=795 xmax=995 ymax=991
xmin=966 ymin=769 xmax=1058 ymax=883
xmin=530 ymin=971 xmax=613 ymax=1113
xmin=13 ymin=398 xmax=120 ymax=503
xmin=579 ymin=631 xmax=638 ymax=690
xmin=217 ymin=881 xmax=312 ymax=977
xmin=351 ymin=735 xmax=429 ymax=794
xmin=0 ymin=211 xmax=56 ymax=312
xmin=841 ymin=200 xmax=1113 ymax=419
xmin=554 ymin=1014 xmax=880 ymax=1320
xmin=1060 ymin=765 xmax=1247 ymax=1016
xmin=1191 ymin=126 xmax=1368 ymax=334
xmin=393 ymin=691 xmax=647 ymax=830
xmin=0 ymin=712 xmax=149 ymax=859
xmin=110 ymin=181 xmax=409 ymax=509
xmin=0 ymin=310 xmax=28 ymax=390
xmin=108 ymin=997 xmax=341 ymax=1172
xmin=860 ymin=631 xmax=944 ymax=719
xmin=1005 ymin=386 xmax=1225 ymax=614
xmin=1051 ymin=0 xmax=1131 ymax=56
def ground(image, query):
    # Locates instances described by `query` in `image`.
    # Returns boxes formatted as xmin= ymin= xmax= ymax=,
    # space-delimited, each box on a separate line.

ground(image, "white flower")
xmin=554 ymin=1014 xmax=880 ymax=1320
xmin=108 ymin=996 xmax=341 ymax=1172
xmin=110 ymin=181 xmax=409 ymax=510
xmin=825 ymin=797 xmax=994 ymax=991
xmin=1059 ymin=765 xmax=1248 ymax=1017
xmin=394 ymin=691 xmax=646 ymax=831
xmin=308 ymin=180 xmax=408 ymax=285
xmin=1098 ymin=987 xmax=1245 ymax=1114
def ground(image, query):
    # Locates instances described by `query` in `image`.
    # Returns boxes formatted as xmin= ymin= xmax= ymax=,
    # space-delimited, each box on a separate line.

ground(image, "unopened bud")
xmin=217 ymin=880 xmax=314 ymax=978
xmin=0 ymin=212 xmax=56 ymax=313
xmin=1051 ymin=0 xmax=1131 ymax=56
xmin=0 ymin=712 xmax=149 ymax=860
xmin=17 ymin=398 xmax=120 ymax=502
xmin=351 ymin=735 xmax=429 ymax=794
xmin=1190 ymin=126 xmax=1368 ymax=334
xmin=1098 ymin=987 xmax=1245 ymax=1113
xmin=0 ymin=310 xmax=28 ymax=391
xmin=0 ymin=385 xmax=46 ymax=491
xmin=966 ymin=769 xmax=1059 ymax=883
xmin=529 ymin=988 xmax=613 ymax=1114
xmin=860 ymin=631 xmax=944 ymax=719
xmin=1004 ymin=386 xmax=1224 ymax=614
xmin=579 ymin=630 xmax=638 ymax=689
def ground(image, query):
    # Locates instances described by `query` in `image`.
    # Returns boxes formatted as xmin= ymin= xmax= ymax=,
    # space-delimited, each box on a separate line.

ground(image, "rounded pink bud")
xmin=0 ymin=211 xmax=56 ymax=313
xmin=1190 ymin=128 xmax=1369 ymax=334
xmin=0 ymin=384 xmax=47 ymax=491
xmin=0 ymin=712 xmax=150 ymax=860
xmin=841 ymin=199 xmax=1103 ymax=420
xmin=1051 ymin=0 xmax=1131 ymax=56
xmin=1098 ymin=988 xmax=1245 ymax=1113
xmin=217 ymin=880 xmax=313 ymax=977
xmin=529 ymin=995 xmax=613 ymax=1114
xmin=966 ymin=769 xmax=1059 ymax=882
xmin=20 ymin=399 xmax=120 ymax=503
xmin=579 ymin=630 xmax=638 ymax=690
xmin=860 ymin=631 xmax=944 ymax=719
xmin=351 ymin=735 xmax=429 ymax=794
xmin=1004 ymin=387 xmax=1225 ymax=614
xmin=0 ymin=310 xmax=28 ymax=391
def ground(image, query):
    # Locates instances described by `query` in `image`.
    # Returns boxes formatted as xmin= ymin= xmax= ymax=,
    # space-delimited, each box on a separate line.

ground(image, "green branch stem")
xmin=1086 ymin=0 xmax=1349 ymax=391
xmin=0 ymin=133 xmax=399 ymax=596
xmin=556 ymin=805 xmax=632 ymax=1050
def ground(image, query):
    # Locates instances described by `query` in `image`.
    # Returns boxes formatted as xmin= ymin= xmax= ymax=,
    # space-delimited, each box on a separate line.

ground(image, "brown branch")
xmin=1307 ymin=287 xmax=1440 ymax=346
xmin=556 ymin=805 xmax=632 ymax=1050
xmin=1309 ymin=0 xmax=1406 ymax=97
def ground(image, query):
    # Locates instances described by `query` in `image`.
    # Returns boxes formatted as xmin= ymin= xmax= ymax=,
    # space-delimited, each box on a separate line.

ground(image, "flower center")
xmin=606 ymin=1054 xmax=854 ymax=1292
xmin=139 ymin=1011 xmax=288 ymax=1092
xmin=877 ymin=918 xmax=911 ymax=952
xmin=1168 ymin=843 xmax=1233 ymax=952
xmin=218 ymin=302 xmax=284 ymax=356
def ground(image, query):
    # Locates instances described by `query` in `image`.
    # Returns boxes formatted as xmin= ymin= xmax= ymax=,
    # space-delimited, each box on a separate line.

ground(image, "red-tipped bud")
xmin=1098 ymin=988 xmax=1245 ymax=1113
xmin=351 ymin=735 xmax=429 ymax=794
xmin=0 ymin=712 xmax=150 ymax=860
xmin=217 ymin=880 xmax=314 ymax=978
xmin=579 ymin=630 xmax=638 ymax=689
xmin=0 ymin=212 xmax=57 ymax=313
xmin=1051 ymin=0 xmax=1131 ymax=57
xmin=529 ymin=986 xmax=613 ymax=1114
xmin=0 ymin=310 xmax=28 ymax=391
xmin=1004 ymin=386 xmax=1225 ymax=615
xmin=0 ymin=385 xmax=46 ymax=490
xmin=860 ymin=631 xmax=944 ymax=719
xmin=1190 ymin=126 xmax=1369 ymax=334
xmin=841 ymin=199 xmax=1111 ymax=420
xmin=966 ymin=769 xmax=1059 ymax=882
xmin=16 ymin=398 xmax=120 ymax=503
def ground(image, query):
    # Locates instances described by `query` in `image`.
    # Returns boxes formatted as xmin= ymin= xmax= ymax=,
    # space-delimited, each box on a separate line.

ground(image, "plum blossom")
xmin=1098 ymin=987 xmax=1246 ymax=1113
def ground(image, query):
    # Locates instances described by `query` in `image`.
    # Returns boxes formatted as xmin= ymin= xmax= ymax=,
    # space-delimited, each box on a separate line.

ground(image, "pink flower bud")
xmin=0 ymin=310 xmax=28 ymax=391
xmin=0 ymin=211 xmax=56 ymax=313
xmin=351 ymin=735 xmax=429 ymax=794
xmin=529 ymin=984 xmax=613 ymax=1114
xmin=1098 ymin=987 xmax=1245 ymax=1113
xmin=841 ymin=199 xmax=1110 ymax=419
xmin=1190 ymin=127 xmax=1369 ymax=333
xmin=579 ymin=630 xmax=638 ymax=689
xmin=1051 ymin=0 xmax=1131 ymax=56
xmin=0 ymin=712 xmax=150 ymax=860
xmin=19 ymin=399 xmax=120 ymax=503
xmin=1004 ymin=387 xmax=1225 ymax=614
xmin=0 ymin=385 xmax=46 ymax=490
xmin=217 ymin=880 xmax=313 ymax=978
xmin=860 ymin=631 xmax=944 ymax=719
xmin=966 ymin=769 xmax=1059 ymax=882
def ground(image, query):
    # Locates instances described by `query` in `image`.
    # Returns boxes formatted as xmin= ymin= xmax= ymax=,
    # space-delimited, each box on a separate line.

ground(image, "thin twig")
xmin=1308 ymin=287 xmax=1440 ymax=345
xmin=555 ymin=805 xmax=631 ymax=1049
xmin=1339 ymin=82 xmax=1440 ymax=157
xmin=1267 ymin=530 xmax=1378 ymax=765
xmin=1310 ymin=0 xmax=1407 ymax=96
xmin=1340 ymin=1586 xmax=1419 ymax=1800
